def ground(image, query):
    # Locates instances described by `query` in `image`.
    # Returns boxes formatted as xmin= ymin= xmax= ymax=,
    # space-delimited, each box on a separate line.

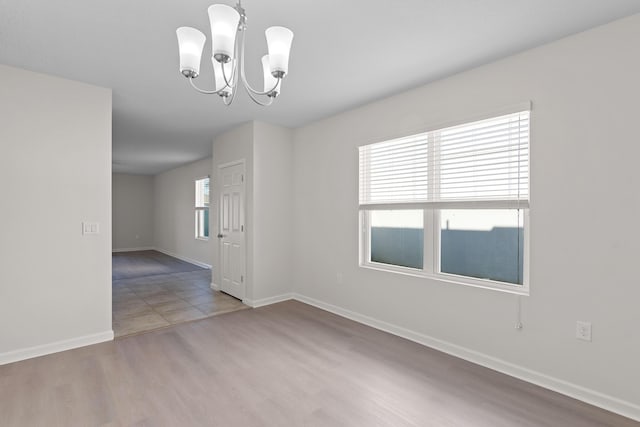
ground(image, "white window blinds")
xmin=359 ymin=110 xmax=530 ymax=208
xmin=359 ymin=135 xmax=429 ymax=205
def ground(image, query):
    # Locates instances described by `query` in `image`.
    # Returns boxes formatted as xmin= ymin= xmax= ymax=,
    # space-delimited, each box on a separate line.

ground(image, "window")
xmin=359 ymin=108 xmax=529 ymax=293
xmin=195 ymin=177 xmax=210 ymax=240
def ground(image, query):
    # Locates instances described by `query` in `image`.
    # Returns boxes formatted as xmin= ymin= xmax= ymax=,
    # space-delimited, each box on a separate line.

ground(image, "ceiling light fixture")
xmin=176 ymin=1 xmax=294 ymax=107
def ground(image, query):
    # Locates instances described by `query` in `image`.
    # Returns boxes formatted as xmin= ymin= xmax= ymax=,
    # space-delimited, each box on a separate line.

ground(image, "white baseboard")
xmin=291 ymin=293 xmax=640 ymax=422
xmin=244 ymin=293 xmax=293 ymax=308
xmin=0 ymin=330 xmax=114 ymax=366
xmin=112 ymin=246 xmax=154 ymax=253
xmin=210 ymin=282 xmax=220 ymax=291
xmin=153 ymin=247 xmax=212 ymax=269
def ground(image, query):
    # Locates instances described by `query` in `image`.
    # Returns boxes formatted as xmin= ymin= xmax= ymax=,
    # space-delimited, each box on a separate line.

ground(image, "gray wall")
xmin=0 ymin=65 xmax=113 ymax=363
xmin=154 ymin=157 xmax=213 ymax=267
xmin=252 ymin=122 xmax=294 ymax=302
xmin=210 ymin=121 xmax=293 ymax=305
xmin=112 ymin=173 xmax=154 ymax=250
xmin=291 ymin=15 xmax=640 ymax=416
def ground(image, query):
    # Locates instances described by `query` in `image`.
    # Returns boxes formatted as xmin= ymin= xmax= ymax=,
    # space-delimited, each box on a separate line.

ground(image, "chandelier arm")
xmin=243 ymin=73 xmax=281 ymax=96
xmin=188 ymin=77 xmax=228 ymax=95
xmin=234 ymin=27 xmax=242 ymax=88
xmin=221 ymin=57 xmax=237 ymax=90
xmin=237 ymin=27 xmax=281 ymax=96
xmin=222 ymin=71 xmax=237 ymax=107
xmin=243 ymin=85 xmax=274 ymax=106
xmin=218 ymin=29 xmax=242 ymax=106
xmin=219 ymin=28 xmax=242 ymax=91
xmin=240 ymin=64 xmax=281 ymax=96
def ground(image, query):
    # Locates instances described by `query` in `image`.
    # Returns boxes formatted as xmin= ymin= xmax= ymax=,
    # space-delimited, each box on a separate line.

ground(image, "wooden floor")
xmin=112 ymin=251 xmax=247 ymax=337
xmin=1 ymin=301 xmax=636 ymax=426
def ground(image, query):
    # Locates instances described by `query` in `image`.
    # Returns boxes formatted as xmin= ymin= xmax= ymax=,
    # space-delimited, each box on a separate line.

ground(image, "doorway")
xmin=112 ymin=250 xmax=248 ymax=337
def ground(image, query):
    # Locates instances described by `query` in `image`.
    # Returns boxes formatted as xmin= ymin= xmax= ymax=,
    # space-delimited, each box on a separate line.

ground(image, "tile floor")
xmin=113 ymin=269 xmax=248 ymax=337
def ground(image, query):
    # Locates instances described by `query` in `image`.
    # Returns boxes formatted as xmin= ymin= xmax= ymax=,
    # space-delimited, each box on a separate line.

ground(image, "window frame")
xmin=360 ymin=208 xmax=529 ymax=294
xmin=358 ymin=105 xmax=531 ymax=295
xmin=195 ymin=176 xmax=210 ymax=241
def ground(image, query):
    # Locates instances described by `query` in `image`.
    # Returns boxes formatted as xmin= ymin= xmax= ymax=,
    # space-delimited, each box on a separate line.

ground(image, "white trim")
xmin=243 ymin=293 xmax=293 ymax=308
xmin=359 ymin=206 xmax=530 ymax=295
xmin=153 ymin=247 xmax=212 ymax=269
xmin=359 ymin=263 xmax=530 ymax=296
xmin=290 ymin=293 xmax=640 ymax=422
xmin=359 ymin=200 xmax=530 ymax=210
xmin=112 ymin=246 xmax=154 ymax=253
xmin=0 ymin=330 xmax=114 ymax=366
xmin=210 ymin=282 xmax=220 ymax=291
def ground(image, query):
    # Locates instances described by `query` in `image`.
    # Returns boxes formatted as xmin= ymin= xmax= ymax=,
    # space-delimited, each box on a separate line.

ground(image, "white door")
xmin=218 ymin=161 xmax=245 ymax=300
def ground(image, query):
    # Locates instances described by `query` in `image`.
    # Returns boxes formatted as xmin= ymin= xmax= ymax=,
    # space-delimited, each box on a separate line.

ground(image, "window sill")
xmin=195 ymin=237 xmax=209 ymax=242
xmin=359 ymin=262 xmax=529 ymax=296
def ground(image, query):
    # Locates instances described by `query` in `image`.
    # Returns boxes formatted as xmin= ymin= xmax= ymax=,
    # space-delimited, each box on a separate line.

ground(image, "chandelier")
xmin=176 ymin=1 xmax=294 ymax=106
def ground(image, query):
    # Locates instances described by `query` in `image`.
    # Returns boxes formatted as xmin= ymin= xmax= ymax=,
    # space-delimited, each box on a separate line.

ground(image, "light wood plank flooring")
xmin=1 ymin=301 xmax=637 ymax=426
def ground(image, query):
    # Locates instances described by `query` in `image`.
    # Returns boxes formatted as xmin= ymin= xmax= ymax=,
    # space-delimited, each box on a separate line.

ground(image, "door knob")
xmin=217 ymin=233 xmax=226 ymax=238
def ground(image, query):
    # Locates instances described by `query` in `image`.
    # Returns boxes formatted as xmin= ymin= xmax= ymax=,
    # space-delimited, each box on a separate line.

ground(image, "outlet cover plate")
xmin=576 ymin=321 xmax=592 ymax=341
xmin=82 ymin=222 xmax=100 ymax=235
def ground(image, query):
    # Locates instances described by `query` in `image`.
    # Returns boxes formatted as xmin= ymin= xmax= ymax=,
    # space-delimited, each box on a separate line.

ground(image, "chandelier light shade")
xmin=176 ymin=0 xmax=294 ymax=106
xmin=176 ymin=27 xmax=206 ymax=78
xmin=208 ymin=4 xmax=240 ymax=61
xmin=265 ymin=26 xmax=294 ymax=76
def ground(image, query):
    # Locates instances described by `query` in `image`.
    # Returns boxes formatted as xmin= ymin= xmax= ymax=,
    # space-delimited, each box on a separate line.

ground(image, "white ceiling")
xmin=1 ymin=1 xmax=639 ymax=174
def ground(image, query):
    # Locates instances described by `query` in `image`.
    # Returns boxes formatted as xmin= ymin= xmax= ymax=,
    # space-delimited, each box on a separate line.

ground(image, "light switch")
xmin=82 ymin=222 xmax=100 ymax=235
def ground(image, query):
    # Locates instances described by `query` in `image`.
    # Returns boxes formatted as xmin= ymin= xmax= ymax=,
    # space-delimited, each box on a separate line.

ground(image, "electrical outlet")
xmin=576 ymin=321 xmax=592 ymax=342
xmin=336 ymin=272 xmax=344 ymax=284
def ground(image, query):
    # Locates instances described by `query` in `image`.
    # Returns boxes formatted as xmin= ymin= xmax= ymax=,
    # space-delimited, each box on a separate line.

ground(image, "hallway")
xmin=112 ymin=251 xmax=247 ymax=337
